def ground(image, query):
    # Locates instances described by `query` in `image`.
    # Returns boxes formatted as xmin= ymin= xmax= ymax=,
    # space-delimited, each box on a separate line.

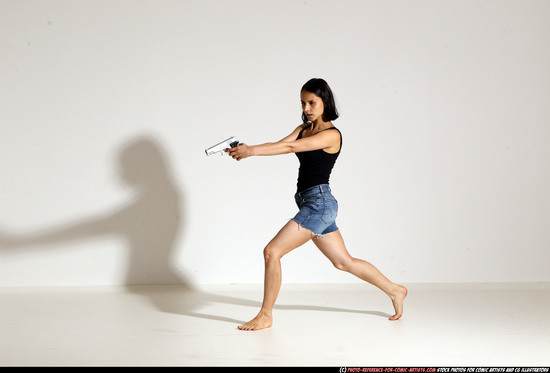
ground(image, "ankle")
xmin=258 ymin=309 xmax=273 ymax=319
xmin=388 ymin=284 xmax=404 ymax=299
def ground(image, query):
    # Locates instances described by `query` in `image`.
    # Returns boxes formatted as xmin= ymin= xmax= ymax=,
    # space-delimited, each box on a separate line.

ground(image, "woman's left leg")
xmin=312 ymin=230 xmax=407 ymax=320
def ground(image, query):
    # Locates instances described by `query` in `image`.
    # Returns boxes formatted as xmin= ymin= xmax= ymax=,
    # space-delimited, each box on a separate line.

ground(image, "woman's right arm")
xmin=225 ymin=124 xmax=307 ymax=161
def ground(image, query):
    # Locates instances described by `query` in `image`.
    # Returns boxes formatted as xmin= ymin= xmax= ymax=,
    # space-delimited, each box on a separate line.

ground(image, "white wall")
xmin=1 ymin=0 xmax=549 ymax=286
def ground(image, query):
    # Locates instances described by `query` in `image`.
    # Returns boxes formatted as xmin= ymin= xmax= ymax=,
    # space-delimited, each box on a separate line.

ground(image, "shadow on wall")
xmin=0 ymin=135 xmax=189 ymax=286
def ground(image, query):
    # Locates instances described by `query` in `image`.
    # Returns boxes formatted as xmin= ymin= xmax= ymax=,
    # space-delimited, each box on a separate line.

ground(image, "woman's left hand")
xmin=225 ymin=143 xmax=252 ymax=161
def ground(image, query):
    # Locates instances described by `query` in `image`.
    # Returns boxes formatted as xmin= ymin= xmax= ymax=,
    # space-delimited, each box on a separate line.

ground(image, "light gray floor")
xmin=1 ymin=283 xmax=549 ymax=367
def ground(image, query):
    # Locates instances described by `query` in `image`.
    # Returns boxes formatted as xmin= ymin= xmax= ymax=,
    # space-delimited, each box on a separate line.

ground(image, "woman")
xmin=226 ymin=78 xmax=407 ymax=331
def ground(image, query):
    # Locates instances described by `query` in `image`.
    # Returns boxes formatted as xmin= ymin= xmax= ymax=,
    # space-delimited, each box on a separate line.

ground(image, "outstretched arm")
xmin=227 ymin=125 xmax=339 ymax=161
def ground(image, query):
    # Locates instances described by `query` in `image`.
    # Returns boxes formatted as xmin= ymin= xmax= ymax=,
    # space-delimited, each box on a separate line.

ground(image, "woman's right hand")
xmin=226 ymin=143 xmax=252 ymax=161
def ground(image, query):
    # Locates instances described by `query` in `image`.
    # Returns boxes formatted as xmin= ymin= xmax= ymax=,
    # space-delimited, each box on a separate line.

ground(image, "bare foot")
xmin=389 ymin=285 xmax=408 ymax=320
xmin=238 ymin=311 xmax=273 ymax=331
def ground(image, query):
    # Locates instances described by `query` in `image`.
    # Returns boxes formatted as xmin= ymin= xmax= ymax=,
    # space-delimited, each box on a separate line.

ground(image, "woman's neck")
xmin=309 ymin=119 xmax=333 ymax=132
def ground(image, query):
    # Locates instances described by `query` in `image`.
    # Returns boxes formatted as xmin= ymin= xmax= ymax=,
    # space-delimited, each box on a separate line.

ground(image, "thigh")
xmin=312 ymin=230 xmax=353 ymax=266
xmin=265 ymin=220 xmax=314 ymax=258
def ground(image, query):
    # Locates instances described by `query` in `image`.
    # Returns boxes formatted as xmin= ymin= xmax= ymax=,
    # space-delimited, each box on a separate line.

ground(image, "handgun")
xmin=205 ymin=137 xmax=240 ymax=156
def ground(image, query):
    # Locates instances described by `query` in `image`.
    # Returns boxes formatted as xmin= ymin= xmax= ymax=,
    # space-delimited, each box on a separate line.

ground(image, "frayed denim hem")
xmin=290 ymin=218 xmax=339 ymax=238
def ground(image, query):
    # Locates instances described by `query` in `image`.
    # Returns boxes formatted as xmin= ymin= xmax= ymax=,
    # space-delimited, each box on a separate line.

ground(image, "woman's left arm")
xmin=227 ymin=130 xmax=339 ymax=161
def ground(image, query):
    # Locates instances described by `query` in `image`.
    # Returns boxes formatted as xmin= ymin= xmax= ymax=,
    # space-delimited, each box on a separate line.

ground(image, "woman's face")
xmin=301 ymin=91 xmax=325 ymax=123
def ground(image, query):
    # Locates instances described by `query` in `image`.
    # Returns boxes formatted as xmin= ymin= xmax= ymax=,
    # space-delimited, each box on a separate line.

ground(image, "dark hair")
xmin=301 ymin=78 xmax=339 ymax=123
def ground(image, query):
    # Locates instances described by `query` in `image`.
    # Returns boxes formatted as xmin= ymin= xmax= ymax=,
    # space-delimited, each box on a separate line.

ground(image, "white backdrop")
xmin=1 ymin=0 xmax=549 ymax=286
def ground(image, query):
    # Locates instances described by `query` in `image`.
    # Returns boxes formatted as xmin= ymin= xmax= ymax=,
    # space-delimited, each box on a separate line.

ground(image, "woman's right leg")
xmin=238 ymin=220 xmax=313 ymax=331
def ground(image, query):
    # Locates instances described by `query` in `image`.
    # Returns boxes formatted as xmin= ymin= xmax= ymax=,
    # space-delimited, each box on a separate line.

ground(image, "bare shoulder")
xmin=314 ymin=127 xmax=340 ymax=139
xmin=314 ymin=127 xmax=341 ymax=153
xmin=280 ymin=123 xmax=309 ymax=143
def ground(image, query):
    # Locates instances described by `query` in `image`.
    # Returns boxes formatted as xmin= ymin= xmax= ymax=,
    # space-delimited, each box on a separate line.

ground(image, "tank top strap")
xmin=316 ymin=127 xmax=337 ymax=134
xmin=297 ymin=123 xmax=312 ymax=139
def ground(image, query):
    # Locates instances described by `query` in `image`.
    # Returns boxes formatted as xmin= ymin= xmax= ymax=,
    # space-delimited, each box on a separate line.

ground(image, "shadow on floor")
xmin=127 ymin=285 xmax=392 ymax=326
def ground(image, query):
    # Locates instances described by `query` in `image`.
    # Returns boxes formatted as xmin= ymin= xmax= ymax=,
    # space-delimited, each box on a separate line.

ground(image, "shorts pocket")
xmin=322 ymin=198 xmax=338 ymax=224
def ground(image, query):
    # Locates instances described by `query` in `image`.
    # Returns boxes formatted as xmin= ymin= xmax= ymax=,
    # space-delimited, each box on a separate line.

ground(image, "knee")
xmin=333 ymin=261 xmax=348 ymax=271
xmin=263 ymin=245 xmax=282 ymax=263
xmin=332 ymin=257 xmax=354 ymax=272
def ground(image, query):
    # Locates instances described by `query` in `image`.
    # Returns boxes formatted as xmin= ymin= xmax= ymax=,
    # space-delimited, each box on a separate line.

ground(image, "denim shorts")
xmin=291 ymin=184 xmax=339 ymax=236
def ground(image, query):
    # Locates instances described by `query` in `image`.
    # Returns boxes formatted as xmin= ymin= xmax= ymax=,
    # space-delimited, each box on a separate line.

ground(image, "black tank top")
xmin=295 ymin=124 xmax=342 ymax=192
